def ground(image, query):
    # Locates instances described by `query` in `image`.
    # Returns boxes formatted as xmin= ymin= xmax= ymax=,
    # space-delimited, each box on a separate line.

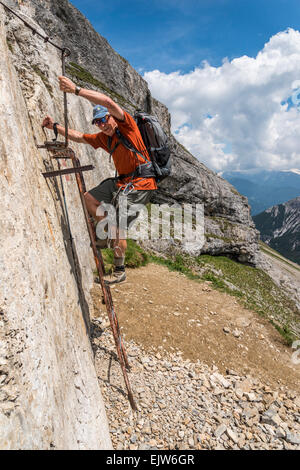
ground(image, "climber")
xmin=42 ymin=76 xmax=157 ymax=285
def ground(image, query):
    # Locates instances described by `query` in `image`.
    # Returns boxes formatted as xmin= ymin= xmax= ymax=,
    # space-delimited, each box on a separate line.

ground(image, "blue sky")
xmin=70 ymin=0 xmax=300 ymax=172
xmin=71 ymin=0 xmax=300 ymax=73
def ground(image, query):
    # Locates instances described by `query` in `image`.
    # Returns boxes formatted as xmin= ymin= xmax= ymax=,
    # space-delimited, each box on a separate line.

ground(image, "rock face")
xmin=0 ymin=2 xmax=112 ymax=449
xmin=149 ymin=136 xmax=259 ymax=264
xmin=0 ymin=0 xmax=259 ymax=449
xmin=253 ymin=197 xmax=300 ymax=265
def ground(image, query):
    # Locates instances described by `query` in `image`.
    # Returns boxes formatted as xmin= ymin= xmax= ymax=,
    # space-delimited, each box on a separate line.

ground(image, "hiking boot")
xmin=103 ymin=266 xmax=126 ymax=285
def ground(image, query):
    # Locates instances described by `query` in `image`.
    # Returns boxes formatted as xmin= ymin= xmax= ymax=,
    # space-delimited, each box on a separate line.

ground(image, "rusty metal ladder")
xmin=40 ymin=145 xmax=136 ymax=411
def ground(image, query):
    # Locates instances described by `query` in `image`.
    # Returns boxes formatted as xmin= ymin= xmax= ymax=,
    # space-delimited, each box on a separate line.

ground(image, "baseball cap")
xmin=92 ymin=105 xmax=109 ymax=124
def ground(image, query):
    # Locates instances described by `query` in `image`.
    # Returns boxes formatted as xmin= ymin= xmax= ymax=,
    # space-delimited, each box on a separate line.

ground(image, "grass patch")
xmin=31 ymin=65 xmax=53 ymax=97
xmin=6 ymin=38 xmax=13 ymax=53
xmin=206 ymin=216 xmax=236 ymax=234
xmin=201 ymin=272 xmax=228 ymax=290
xmin=230 ymin=187 xmax=240 ymax=196
xmin=270 ymin=321 xmax=295 ymax=346
xmin=205 ymin=233 xmax=232 ymax=243
xmin=125 ymin=240 xmax=150 ymax=268
xmin=150 ymin=253 xmax=199 ymax=280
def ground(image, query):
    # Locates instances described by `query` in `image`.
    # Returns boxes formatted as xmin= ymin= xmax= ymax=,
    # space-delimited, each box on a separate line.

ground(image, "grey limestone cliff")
xmin=0 ymin=0 xmax=112 ymax=449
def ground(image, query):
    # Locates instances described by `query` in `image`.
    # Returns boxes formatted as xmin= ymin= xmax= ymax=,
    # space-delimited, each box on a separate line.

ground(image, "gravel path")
xmin=92 ymin=317 xmax=300 ymax=451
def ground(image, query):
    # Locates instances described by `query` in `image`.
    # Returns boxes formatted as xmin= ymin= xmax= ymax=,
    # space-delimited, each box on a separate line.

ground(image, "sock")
xmin=114 ymin=256 xmax=125 ymax=271
xmin=115 ymin=265 xmax=125 ymax=273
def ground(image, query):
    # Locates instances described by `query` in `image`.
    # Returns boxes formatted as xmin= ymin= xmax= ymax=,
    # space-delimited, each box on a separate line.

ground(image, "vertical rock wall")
xmin=0 ymin=4 xmax=112 ymax=449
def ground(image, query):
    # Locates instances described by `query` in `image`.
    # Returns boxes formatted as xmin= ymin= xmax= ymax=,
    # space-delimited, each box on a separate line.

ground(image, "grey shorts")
xmin=88 ymin=178 xmax=153 ymax=227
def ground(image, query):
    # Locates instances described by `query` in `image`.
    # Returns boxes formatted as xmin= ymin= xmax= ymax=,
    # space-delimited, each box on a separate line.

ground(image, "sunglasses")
xmin=94 ymin=115 xmax=109 ymax=125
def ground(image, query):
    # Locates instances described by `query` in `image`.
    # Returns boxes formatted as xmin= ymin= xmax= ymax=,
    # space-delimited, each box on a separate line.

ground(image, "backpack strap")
xmin=107 ymin=135 xmax=121 ymax=164
xmin=115 ymin=129 xmax=150 ymax=164
xmin=115 ymin=131 xmax=163 ymax=178
xmin=108 ymin=129 xmax=156 ymax=181
xmin=116 ymin=161 xmax=155 ymax=181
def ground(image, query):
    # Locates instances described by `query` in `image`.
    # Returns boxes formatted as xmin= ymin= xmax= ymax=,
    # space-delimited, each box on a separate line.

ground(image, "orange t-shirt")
xmin=83 ymin=111 xmax=157 ymax=190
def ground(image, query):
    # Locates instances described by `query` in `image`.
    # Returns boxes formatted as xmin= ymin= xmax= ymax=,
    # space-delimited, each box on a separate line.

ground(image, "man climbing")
xmin=42 ymin=76 xmax=157 ymax=285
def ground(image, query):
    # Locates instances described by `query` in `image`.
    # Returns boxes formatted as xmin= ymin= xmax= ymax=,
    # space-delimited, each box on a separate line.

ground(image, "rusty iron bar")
xmin=37 ymin=141 xmax=67 ymax=150
xmin=42 ymin=165 xmax=94 ymax=178
xmin=61 ymin=49 xmax=69 ymax=148
xmin=42 ymin=145 xmax=137 ymax=410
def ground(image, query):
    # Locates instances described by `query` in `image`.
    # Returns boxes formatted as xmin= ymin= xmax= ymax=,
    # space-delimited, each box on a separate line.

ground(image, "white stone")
xmin=215 ymin=424 xmax=227 ymax=439
xmin=226 ymin=429 xmax=239 ymax=444
xmin=285 ymin=432 xmax=300 ymax=445
xmin=211 ymin=372 xmax=231 ymax=389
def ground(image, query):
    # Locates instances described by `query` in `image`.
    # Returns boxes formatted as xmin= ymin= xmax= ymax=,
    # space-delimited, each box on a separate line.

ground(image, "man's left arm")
xmin=58 ymin=76 xmax=125 ymax=121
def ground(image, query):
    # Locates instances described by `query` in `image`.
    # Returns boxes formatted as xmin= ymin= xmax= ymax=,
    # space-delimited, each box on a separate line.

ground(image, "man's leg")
xmin=100 ymin=231 xmax=126 ymax=285
xmin=113 ymin=236 xmax=127 ymax=261
xmin=85 ymin=190 xmax=127 ymax=284
xmin=103 ymin=189 xmax=151 ymax=285
xmin=84 ymin=192 xmax=104 ymax=221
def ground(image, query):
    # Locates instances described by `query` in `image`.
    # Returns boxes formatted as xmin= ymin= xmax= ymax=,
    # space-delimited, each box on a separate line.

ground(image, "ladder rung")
xmin=37 ymin=141 xmax=67 ymax=150
xmin=42 ymin=165 xmax=94 ymax=178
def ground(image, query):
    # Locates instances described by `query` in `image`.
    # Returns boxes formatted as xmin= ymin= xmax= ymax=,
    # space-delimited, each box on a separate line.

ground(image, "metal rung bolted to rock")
xmin=42 ymin=165 xmax=94 ymax=178
xmin=37 ymin=141 xmax=67 ymax=151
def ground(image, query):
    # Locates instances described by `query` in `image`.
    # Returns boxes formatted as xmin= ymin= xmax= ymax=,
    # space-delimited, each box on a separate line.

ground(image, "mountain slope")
xmin=253 ymin=197 xmax=300 ymax=265
xmin=102 ymin=238 xmax=300 ymax=340
xmin=221 ymin=170 xmax=300 ymax=215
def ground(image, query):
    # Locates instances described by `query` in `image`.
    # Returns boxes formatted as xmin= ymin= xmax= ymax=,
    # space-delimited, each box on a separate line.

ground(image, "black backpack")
xmin=108 ymin=111 xmax=171 ymax=183
xmin=134 ymin=111 xmax=171 ymax=182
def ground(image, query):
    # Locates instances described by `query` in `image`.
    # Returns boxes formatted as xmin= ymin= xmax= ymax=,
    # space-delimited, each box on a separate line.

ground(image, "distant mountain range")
xmin=220 ymin=169 xmax=300 ymax=215
xmin=253 ymin=196 xmax=300 ymax=265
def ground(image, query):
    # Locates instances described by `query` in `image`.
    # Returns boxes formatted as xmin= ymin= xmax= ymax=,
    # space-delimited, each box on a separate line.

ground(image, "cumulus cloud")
xmin=144 ymin=28 xmax=300 ymax=172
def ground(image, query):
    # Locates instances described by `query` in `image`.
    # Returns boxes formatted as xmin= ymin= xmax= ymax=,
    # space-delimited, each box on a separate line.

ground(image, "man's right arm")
xmin=42 ymin=116 xmax=88 ymax=144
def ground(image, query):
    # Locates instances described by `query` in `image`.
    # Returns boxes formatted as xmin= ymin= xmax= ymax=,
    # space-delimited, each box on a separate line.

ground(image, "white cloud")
xmin=144 ymin=28 xmax=300 ymax=172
